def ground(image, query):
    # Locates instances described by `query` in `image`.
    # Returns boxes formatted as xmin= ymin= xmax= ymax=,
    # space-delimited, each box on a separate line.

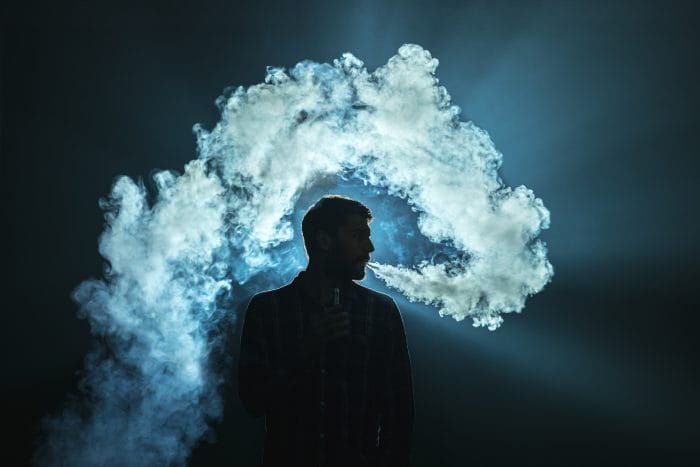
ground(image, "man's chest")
xmin=262 ymin=299 xmax=391 ymax=377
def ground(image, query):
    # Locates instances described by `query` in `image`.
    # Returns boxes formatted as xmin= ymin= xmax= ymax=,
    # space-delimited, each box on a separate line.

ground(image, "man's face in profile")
xmin=324 ymin=214 xmax=375 ymax=281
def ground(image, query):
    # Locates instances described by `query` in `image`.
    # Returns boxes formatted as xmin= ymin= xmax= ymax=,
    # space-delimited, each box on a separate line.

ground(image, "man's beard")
xmin=324 ymin=256 xmax=364 ymax=281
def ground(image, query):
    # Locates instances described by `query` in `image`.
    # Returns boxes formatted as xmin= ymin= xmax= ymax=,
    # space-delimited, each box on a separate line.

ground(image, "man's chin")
xmin=351 ymin=265 xmax=366 ymax=280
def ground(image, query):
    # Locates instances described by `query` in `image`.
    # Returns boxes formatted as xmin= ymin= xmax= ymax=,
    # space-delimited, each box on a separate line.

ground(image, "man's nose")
xmin=368 ymin=240 xmax=375 ymax=253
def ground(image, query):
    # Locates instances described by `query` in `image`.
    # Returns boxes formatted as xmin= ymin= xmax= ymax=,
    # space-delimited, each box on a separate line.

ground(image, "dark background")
xmin=2 ymin=1 xmax=698 ymax=466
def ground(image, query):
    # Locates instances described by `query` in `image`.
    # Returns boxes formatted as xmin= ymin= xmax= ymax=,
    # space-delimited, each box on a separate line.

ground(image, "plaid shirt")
xmin=237 ymin=269 xmax=414 ymax=467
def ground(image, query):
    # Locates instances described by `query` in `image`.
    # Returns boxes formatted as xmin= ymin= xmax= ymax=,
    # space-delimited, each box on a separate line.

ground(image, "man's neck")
xmin=301 ymin=261 xmax=345 ymax=306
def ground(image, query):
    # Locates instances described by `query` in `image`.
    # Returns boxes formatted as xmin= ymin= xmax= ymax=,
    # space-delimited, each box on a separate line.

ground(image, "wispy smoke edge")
xmin=35 ymin=43 xmax=552 ymax=466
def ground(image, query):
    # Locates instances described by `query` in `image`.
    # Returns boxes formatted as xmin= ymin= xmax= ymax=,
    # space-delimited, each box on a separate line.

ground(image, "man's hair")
xmin=301 ymin=195 xmax=373 ymax=255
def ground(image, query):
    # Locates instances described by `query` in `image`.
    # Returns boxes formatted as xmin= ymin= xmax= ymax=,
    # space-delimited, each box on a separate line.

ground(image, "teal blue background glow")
xmin=3 ymin=1 xmax=697 ymax=465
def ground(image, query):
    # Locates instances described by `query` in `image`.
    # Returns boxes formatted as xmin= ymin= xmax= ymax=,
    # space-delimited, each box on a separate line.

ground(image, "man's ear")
xmin=316 ymin=230 xmax=333 ymax=252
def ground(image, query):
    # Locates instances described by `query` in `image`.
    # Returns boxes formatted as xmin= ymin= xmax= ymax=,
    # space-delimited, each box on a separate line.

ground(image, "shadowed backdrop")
xmin=2 ymin=1 xmax=698 ymax=466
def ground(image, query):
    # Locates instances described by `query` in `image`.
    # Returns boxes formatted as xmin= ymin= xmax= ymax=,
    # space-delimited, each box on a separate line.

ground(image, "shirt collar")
xmin=291 ymin=269 xmax=360 ymax=305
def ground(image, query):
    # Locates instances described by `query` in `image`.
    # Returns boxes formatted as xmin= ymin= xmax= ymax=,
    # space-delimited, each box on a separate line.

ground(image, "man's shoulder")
xmin=352 ymin=284 xmax=405 ymax=327
xmin=247 ymin=279 xmax=400 ymax=314
xmin=246 ymin=283 xmax=290 ymax=308
xmin=353 ymin=282 xmax=397 ymax=309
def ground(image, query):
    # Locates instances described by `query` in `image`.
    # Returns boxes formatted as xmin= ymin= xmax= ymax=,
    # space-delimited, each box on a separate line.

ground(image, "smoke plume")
xmin=36 ymin=44 xmax=552 ymax=466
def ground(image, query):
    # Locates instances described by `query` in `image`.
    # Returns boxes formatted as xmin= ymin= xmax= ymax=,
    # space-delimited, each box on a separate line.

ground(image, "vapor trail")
xmin=36 ymin=44 xmax=552 ymax=466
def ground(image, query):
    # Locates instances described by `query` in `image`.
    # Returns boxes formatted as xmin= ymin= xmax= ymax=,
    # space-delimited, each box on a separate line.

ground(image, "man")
xmin=237 ymin=195 xmax=415 ymax=467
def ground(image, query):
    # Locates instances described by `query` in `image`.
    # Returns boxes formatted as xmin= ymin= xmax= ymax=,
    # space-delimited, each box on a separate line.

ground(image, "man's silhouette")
xmin=238 ymin=195 xmax=414 ymax=467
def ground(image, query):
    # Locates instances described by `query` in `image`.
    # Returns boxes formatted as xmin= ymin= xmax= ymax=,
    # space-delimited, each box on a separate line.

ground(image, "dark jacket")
xmin=237 ymin=269 xmax=414 ymax=467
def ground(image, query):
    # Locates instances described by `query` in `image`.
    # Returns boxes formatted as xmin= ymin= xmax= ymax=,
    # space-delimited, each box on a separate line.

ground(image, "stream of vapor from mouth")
xmin=36 ymin=44 xmax=552 ymax=466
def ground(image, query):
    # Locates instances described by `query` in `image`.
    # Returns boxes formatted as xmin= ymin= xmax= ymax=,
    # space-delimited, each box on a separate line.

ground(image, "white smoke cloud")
xmin=198 ymin=43 xmax=552 ymax=329
xmin=37 ymin=44 xmax=552 ymax=466
xmin=37 ymin=161 xmax=230 ymax=466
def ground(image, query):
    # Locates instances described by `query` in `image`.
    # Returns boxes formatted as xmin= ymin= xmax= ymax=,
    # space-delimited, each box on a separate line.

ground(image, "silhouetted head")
xmin=301 ymin=195 xmax=375 ymax=281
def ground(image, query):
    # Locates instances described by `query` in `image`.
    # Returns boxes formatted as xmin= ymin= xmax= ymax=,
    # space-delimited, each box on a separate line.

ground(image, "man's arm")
xmin=237 ymin=295 xmax=270 ymax=418
xmin=237 ymin=294 xmax=317 ymax=418
xmin=377 ymin=299 xmax=415 ymax=466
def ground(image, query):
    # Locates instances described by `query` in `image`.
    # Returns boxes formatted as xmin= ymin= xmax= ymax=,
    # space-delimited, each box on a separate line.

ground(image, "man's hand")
xmin=300 ymin=304 xmax=350 ymax=363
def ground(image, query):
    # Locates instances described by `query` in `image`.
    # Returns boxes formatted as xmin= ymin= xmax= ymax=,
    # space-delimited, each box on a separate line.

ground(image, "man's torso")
xmin=249 ymin=272 xmax=398 ymax=466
